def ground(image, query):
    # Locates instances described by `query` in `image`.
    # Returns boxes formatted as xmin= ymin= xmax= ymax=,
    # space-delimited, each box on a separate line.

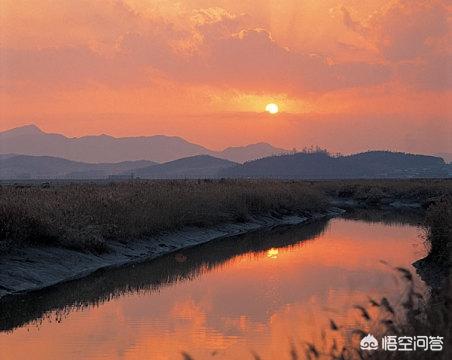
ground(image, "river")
xmin=0 ymin=212 xmax=427 ymax=359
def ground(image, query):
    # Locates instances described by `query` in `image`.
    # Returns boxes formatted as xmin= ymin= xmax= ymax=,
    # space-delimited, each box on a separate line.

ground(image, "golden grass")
xmin=1 ymin=178 xmax=450 ymax=255
xmin=0 ymin=180 xmax=328 ymax=252
xmin=313 ymin=179 xmax=452 ymax=206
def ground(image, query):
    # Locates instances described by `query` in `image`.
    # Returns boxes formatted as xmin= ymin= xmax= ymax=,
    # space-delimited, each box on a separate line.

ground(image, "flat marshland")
xmin=0 ymin=180 xmax=328 ymax=253
xmin=1 ymin=179 xmax=450 ymax=254
xmin=0 ymin=179 xmax=451 ymax=360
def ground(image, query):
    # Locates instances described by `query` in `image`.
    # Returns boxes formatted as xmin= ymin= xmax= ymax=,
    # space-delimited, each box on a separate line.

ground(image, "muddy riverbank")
xmin=0 ymin=197 xmax=435 ymax=301
xmin=0 ymin=209 xmax=345 ymax=300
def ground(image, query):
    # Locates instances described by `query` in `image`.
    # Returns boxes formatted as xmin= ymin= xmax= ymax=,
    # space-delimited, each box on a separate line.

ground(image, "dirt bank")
xmin=0 ymin=209 xmax=344 ymax=300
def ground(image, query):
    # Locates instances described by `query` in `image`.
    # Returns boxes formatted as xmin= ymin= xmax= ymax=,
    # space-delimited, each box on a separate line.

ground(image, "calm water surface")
xmin=0 ymin=216 xmax=426 ymax=359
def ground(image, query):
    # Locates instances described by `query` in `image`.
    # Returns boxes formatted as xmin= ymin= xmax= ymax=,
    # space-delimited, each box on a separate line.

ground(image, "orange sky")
xmin=1 ymin=0 xmax=451 ymax=152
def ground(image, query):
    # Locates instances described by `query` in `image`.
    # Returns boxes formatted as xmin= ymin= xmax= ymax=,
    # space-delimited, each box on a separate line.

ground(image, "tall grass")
xmin=314 ymin=179 xmax=452 ymax=206
xmin=1 ymin=179 xmax=451 ymax=253
xmin=424 ymin=196 xmax=452 ymax=265
xmin=0 ymin=180 xmax=327 ymax=253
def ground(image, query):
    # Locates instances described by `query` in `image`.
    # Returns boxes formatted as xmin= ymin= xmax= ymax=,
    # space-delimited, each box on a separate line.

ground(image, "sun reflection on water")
xmin=267 ymin=248 xmax=279 ymax=259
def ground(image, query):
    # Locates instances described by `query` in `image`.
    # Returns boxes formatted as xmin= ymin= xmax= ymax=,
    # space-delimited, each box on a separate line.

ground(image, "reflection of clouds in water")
xmin=0 ymin=218 xmax=426 ymax=360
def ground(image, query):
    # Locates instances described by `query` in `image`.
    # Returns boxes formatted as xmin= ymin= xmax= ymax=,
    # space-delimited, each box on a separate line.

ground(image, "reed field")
xmin=313 ymin=179 xmax=452 ymax=206
xmin=0 ymin=180 xmax=328 ymax=253
xmin=1 ymin=179 xmax=451 ymax=254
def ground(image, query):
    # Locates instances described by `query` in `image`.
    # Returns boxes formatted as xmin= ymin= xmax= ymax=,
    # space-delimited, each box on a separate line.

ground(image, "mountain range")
xmin=219 ymin=151 xmax=449 ymax=179
xmin=0 ymin=125 xmax=285 ymax=163
xmin=131 ymin=155 xmax=236 ymax=179
xmin=0 ymin=154 xmax=156 ymax=179
xmin=0 ymin=151 xmax=449 ymax=180
xmin=0 ymin=125 xmax=450 ymax=180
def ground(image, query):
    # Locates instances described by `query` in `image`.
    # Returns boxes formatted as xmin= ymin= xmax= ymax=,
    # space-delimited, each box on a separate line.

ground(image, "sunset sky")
xmin=1 ymin=0 xmax=451 ymax=153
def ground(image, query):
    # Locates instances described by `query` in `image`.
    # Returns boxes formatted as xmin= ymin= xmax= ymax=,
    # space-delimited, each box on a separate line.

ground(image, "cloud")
xmin=398 ymin=53 xmax=452 ymax=91
xmin=1 ymin=46 xmax=149 ymax=90
xmin=1 ymin=0 xmax=449 ymax=94
xmin=218 ymin=29 xmax=390 ymax=91
xmin=341 ymin=0 xmax=449 ymax=60
xmin=370 ymin=0 xmax=448 ymax=62
xmin=341 ymin=0 xmax=451 ymax=90
xmin=1 ymin=3 xmax=392 ymax=94
xmin=340 ymin=7 xmax=365 ymax=34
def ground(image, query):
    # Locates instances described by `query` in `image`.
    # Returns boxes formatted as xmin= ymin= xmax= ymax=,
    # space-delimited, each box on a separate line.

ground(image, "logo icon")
xmin=360 ymin=334 xmax=379 ymax=351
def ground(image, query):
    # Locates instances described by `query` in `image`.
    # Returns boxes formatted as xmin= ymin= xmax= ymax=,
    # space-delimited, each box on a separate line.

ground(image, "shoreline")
xmin=0 ymin=209 xmax=344 ymax=300
xmin=412 ymin=256 xmax=449 ymax=290
xmin=0 ymin=196 xmax=433 ymax=301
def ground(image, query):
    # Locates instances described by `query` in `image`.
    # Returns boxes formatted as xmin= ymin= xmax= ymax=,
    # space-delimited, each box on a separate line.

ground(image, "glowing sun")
xmin=265 ymin=103 xmax=279 ymax=114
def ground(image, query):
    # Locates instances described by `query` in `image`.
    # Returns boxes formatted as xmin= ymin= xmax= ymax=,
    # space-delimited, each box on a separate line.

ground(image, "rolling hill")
xmin=220 ymin=151 xmax=448 ymax=179
xmin=0 ymin=154 xmax=156 ymax=179
xmin=1 ymin=125 xmax=449 ymax=180
xmin=130 ymin=155 xmax=237 ymax=179
xmin=0 ymin=150 xmax=448 ymax=180
xmin=219 ymin=143 xmax=286 ymax=163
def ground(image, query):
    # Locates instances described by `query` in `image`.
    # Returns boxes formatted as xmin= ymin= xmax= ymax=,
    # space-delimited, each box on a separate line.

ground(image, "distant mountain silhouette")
xmin=0 ymin=154 xmax=17 ymax=160
xmin=130 ymin=155 xmax=236 ymax=179
xmin=220 ymin=143 xmax=286 ymax=163
xmin=1 ymin=126 xmax=449 ymax=179
xmin=220 ymin=151 xmax=448 ymax=179
xmin=0 ymin=125 xmax=285 ymax=163
xmin=0 ymin=154 xmax=156 ymax=179
xmin=0 ymin=150 xmax=448 ymax=180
